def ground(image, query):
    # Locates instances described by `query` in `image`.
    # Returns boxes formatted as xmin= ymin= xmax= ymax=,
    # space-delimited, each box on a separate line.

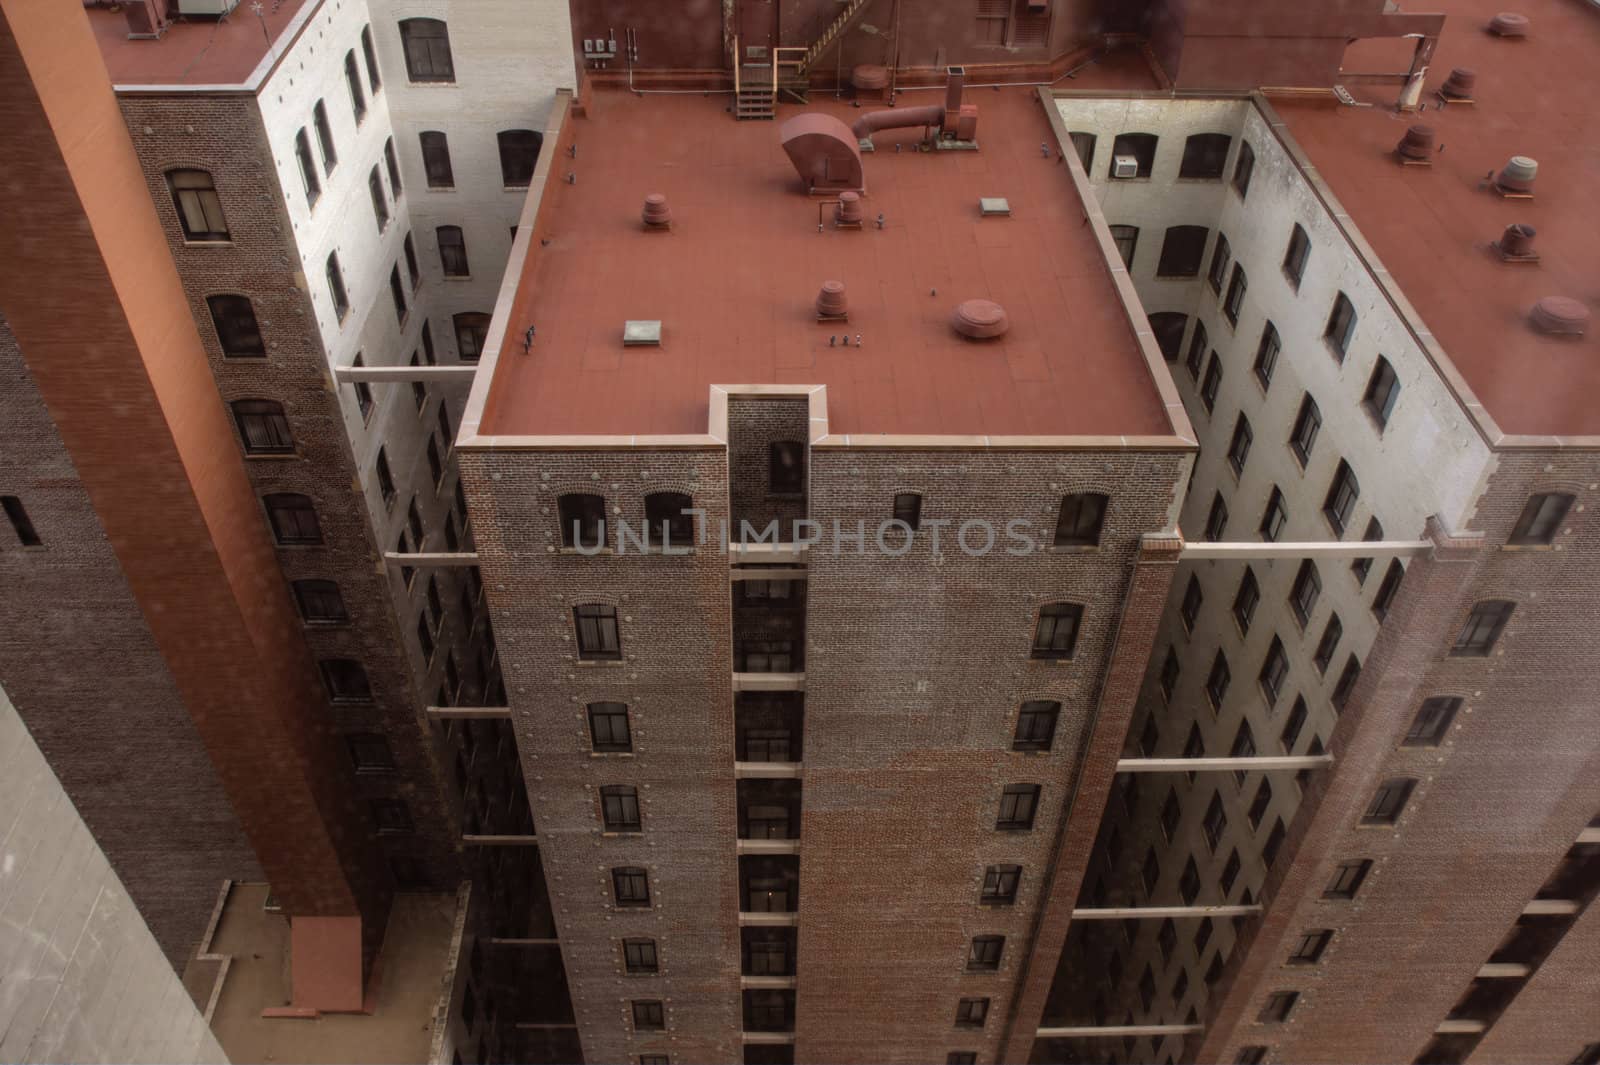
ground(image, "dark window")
xmin=1203 ymin=791 xmax=1227 ymax=852
xmin=601 ymin=785 xmax=642 ymax=832
xmin=438 ymin=225 xmax=469 ymax=276
xmin=1185 ymin=320 xmax=1208 ymax=377
xmin=426 ymin=437 xmax=443 ymax=487
xmin=1259 ymin=636 xmax=1288 ymax=705
xmin=624 ymin=938 xmax=658 ymax=974
xmin=1142 ymin=847 xmax=1160 ymax=895
xmin=1220 ymin=848 xmax=1241 ymax=894
xmin=2 ymin=497 xmax=41 ymax=547
xmin=1180 ymin=132 xmax=1232 ymax=179
xmin=206 ymin=295 xmax=264 ymax=357
xmin=1158 ymin=917 xmax=1177 ymax=962
xmin=893 ymin=492 xmax=922 ymax=531
xmin=1013 ymin=701 xmax=1060 ymax=752
xmin=1263 ymin=818 xmax=1287 ymax=866
xmin=1157 ymin=225 xmax=1209 ymax=277
xmin=1200 ymin=354 xmax=1222 ymax=412
xmin=1068 ymin=131 xmax=1096 ymax=169
xmin=1138 ymin=966 xmax=1156 ymax=1011
xmin=1227 ymin=414 xmax=1253 ymax=475
xmin=612 ymin=866 xmax=650 ymax=907
xmin=996 ymin=784 xmax=1040 ymax=831
xmin=1160 ymin=786 xmax=1180 ymax=839
xmin=980 ymin=864 xmax=1021 ymax=904
xmin=1313 ymin=614 xmax=1342 ymax=674
xmin=400 ymin=18 xmax=454 ymax=82
xmin=1205 ymin=492 xmax=1228 ymax=541
xmin=1195 ymin=916 xmax=1215 ymax=955
xmin=632 ymin=1000 xmax=664 ymax=1030
xmin=1289 ymin=394 xmax=1321 ymax=465
xmin=1452 ymin=600 xmax=1514 ymax=656
xmin=1159 ymin=647 xmax=1180 ymax=702
xmin=955 ymin=997 xmax=990 ymax=1028
xmin=321 ymin=659 xmax=371 ymax=703
xmin=1288 ymin=929 xmax=1332 ymax=965
xmin=1253 ymin=321 xmax=1280 ymax=389
xmin=645 ymin=492 xmax=695 ymax=548
xmin=371 ymin=798 xmax=412 ymax=834
xmin=948 ymin=1055 xmax=977 ymax=1065
xmin=166 ymin=169 xmax=229 ymax=241
xmin=1031 ymin=603 xmax=1082 ymax=659
xmin=1362 ymin=777 xmax=1416 ymax=824
xmin=420 ymin=131 xmax=454 ymax=188
xmin=1332 ymin=654 xmax=1361 ymax=710
xmin=1233 ymin=140 xmax=1256 ymax=198
xmin=1372 ymin=559 xmax=1405 ymax=621
xmin=1363 ymin=357 xmax=1400 ymax=429
xmin=1572 ymin=1048 xmax=1600 ymax=1065
xmin=1405 ymin=696 xmax=1461 ymax=747
xmin=1281 ymin=696 xmax=1308 ymax=751
xmin=343 ymin=50 xmax=366 ymax=122
xmin=1236 ymin=1047 xmax=1268 ymax=1065
xmin=1323 ymin=461 xmax=1358 ymax=535
xmin=1283 ymin=224 xmax=1310 ymax=288
xmin=1140 ymin=715 xmax=1160 ymax=758
xmin=574 ymin=603 xmax=620 ymax=659
xmin=1109 ymin=132 xmax=1157 ymax=178
xmin=312 ymin=101 xmax=337 ymax=172
xmin=589 ymin=702 xmax=632 ymax=752
xmin=388 ymin=265 xmax=406 ymax=323
xmin=232 ymin=399 xmax=293 ymax=454
xmin=1352 ymin=517 xmax=1384 ymax=584
xmin=1180 ymin=574 xmax=1203 ymax=631
xmin=360 ymin=25 xmax=381 ymax=91
xmin=1232 ymin=567 xmax=1260 ymax=633
xmin=1509 ymin=492 xmax=1574 ymax=545
xmin=1258 ymin=991 xmax=1298 ymax=1023
xmin=1324 ymin=292 xmax=1357 ymax=359
xmin=385 ymin=138 xmax=403 ymax=200
xmin=1324 ymin=859 xmax=1372 ymax=899
xmin=1260 ymin=486 xmax=1287 ymax=542
xmin=1223 ymin=263 xmax=1248 ymax=325
xmin=370 ymin=167 xmax=390 ymax=232
xmin=416 ymin=612 xmax=435 ymax=661
xmin=326 ymin=253 xmax=349 ymax=322
xmin=1179 ymin=856 xmax=1201 ymax=904
xmin=1109 ymin=224 xmax=1139 ymax=268
xmin=411 ymin=355 xmax=427 ymax=412
xmin=1150 ymin=312 xmax=1188 ymax=363
xmin=295 ymin=128 xmax=322 ymax=206
xmin=1230 ymin=720 xmax=1257 ymax=786
xmin=422 ymin=320 xmax=436 ymax=363
xmin=497 ymin=129 xmax=543 ymax=186
xmin=437 ymin=399 xmax=452 ymax=447
xmin=292 ymin=579 xmax=347 ymax=624
xmin=967 ymin=935 xmax=1004 ymax=972
xmin=1289 ymin=559 xmax=1321 ymax=627
xmin=265 ymin=493 xmax=321 ymax=545
xmin=1207 ymin=233 xmax=1231 ymax=294
xmin=352 ymin=354 xmax=373 ymax=418
xmin=769 ymin=441 xmax=804 ymax=493
xmin=1183 ymin=724 xmax=1205 ymax=782
xmin=1055 ymin=493 xmax=1107 ymax=547
xmin=1247 ymin=779 xmax=1273 ymax=831
xmin=1205 ymin=651 xmax=1231 ymax=710
xmin=453 ymin=312 xmax=490 ymax=361
xmin=346 ymin=732 xmax=394 ymax=772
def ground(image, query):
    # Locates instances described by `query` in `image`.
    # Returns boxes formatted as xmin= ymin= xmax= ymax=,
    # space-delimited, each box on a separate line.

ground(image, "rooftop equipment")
xmin=951 ymin=299 xmax=1010 ymax=340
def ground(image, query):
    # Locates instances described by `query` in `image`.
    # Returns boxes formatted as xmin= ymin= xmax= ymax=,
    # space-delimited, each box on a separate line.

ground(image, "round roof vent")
xmin=1397 ymin=124 xmax=1436 ymax=160
xmin=816 ymin=280 xmax=848 ymax=319
xmin=952 ymin=299 xmax=1010 ymax=340
xmin=1499 ymin=223 xmax=1537 ymax=257
xmin=642 ymin=193 xmax=671 ymax=228
xmin=836 ymin=190 xmax=865 ymax=226
xmin=1440 ymin=67 xmax=1477 ymax=99
xmin=1530 ymin=296 xmax=1589 ymax=337
xmin=851 ymin=64 xmax=890 ymax=91
xmin=1498 ymin=155 xmax=1538 ymax=193
xmin=1488 ymin=12 xmax=1529 ymax=36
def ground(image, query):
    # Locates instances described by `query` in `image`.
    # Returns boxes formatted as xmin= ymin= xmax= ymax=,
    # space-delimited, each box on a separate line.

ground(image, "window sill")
xmin=1499 ymin=543 xmax=1554 ymax=552
xmin=504 ymin=184 xmax=531 ymax=193
xmin=1048 ymin=544 xmax=1100 ymax=554
xmin=244 ymin=452 xmax=301 ymax=460
xmin=1108 ymin=175 xmax=1153 ymax=183
xmin=1154 ymin=272 xmax=1202 ymax=281
xmin=443 ymin=274 xmax=473 ymax=282
xmin=181 ymin=239 xmax=234 ymax=247
xmin=556 ymin=546 xmax=615 ymax=555
xmin=575 ymin=659 xmax=627 ymax=667
xmin=590 ymin=751 xmax=636 ymax=759
xmin=426 ymin=185 xmax=458 ymax=193
xmin=600 ymin=831 xmax=644 ymax=839
xmin=406 ymin=79 xmax=459 ymax=87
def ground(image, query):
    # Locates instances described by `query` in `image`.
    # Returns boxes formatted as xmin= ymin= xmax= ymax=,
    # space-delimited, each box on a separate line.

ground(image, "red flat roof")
xmin=1277 ymin=0 xmax=1600 ymax=441
xmin=480 ymin=70 xmax=1176 ymax=440
xmin=88 ymin=0 xmax=312 ymax=86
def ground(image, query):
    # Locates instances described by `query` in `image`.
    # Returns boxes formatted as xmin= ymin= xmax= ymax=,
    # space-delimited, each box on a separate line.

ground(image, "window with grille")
xmin=1289 ymin=394 xmax=1321 ymax=465
xmin=400 ymin=18 xmax=454 ymax=81
xmin=996 ymin=784 xmax=1040 ymax=831
xmin=967 ymin=935 xmax=1004 ymax=972
xmin=1260 ymin=486 xmax=1287 ymax=542
xmin=166 ymin=169 xmax=229 ymax=241
xmin=574 ymin=603 xmax=621 ymax=660
xmin=1290 ymin=559 xmax=1321 ymax=626
xmin=1313 ymin=614 xmax=1342 ymax=674
xmin=1283 ymin=224 xmax=1311 ymax=288
xmin=1224 ymin=263 xmax=1248 ymax=325
xmin=1452 ymin=600 xmax=1514 ymax=656
xmin=769 ymin=441 xmax=805 ymax=493
xmin=645 ymin=492 xmax=695 ymax=548
xmin=1031 ymin=602 xmax=1082 ymax=659
xmin=1055 ymin=492 xmax=1108 ymax=547
xmin=1013 ymin=701 xmax=1059 ymax=752
xmin=981 ymin=865 xmax=1020 ymax=904
xmin=612 ymin=866 xmax=650 ymax=907
xmin=1109 ymin=224 xmax=1139 ymax=268
xmin=420 ymin=131 xmax=454 ymax=187
xmin=1158 ymin=225 xmax=1209 ymax=277
xmin=589 ymin=702 xmax=631 ymax=752
xmin=1324 ymin=292 xmax=1357 ymax=359
xmin=893 ymin=491 xmax=922 ymax=530
xmin=498 ymin=129 xmax=543 ymax=186
xmin=232 ymin=399 xmax=293 ymax=454
xmin=1509 ymin=492 xmax=1574 ymax=545
xmin=265 ymin=493 xmax=321 ymax=545
xmin=292 ymin=579 xmax=347 ymax=624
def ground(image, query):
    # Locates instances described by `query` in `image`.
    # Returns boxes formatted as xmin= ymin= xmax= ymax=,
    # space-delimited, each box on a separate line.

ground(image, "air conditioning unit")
xmin=177 ymin=0 xmax=240 ymax=14
xmin=1112 ymin=154 xmax=1139 ymax=179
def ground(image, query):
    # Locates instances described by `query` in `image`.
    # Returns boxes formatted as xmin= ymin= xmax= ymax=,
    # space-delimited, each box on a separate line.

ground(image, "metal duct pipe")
xmin=851 ymin=103 xmax=944 ymax=142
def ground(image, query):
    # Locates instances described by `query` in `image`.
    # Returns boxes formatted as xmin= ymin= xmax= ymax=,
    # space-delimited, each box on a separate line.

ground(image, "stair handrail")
xmin=732 ymin=34 xmax=741 ymax=97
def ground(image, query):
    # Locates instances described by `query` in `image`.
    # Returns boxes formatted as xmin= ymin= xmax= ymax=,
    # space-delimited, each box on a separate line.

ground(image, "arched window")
xmin=359 ymin=25 xmax=381 ymax=92
xmin=1223 ymin=263 xmax=1248 ymax=324
xmin=1108 ymin=224 xmax=1139 ymax=268
xmin=1157 ymin=225 xmax=1208 ymax=278
xmin=588 ymin=702 xmax=632 ymax=752
xmin=497 ymin=130 xmax=543 ymax=186
xmin=453 ymin=312 xmax=491 ymax=360
xmin=1283 ymin=223 xmax=1311 ymax=287
xmin=368 ymin=166 xmax=389 ymax=232
xmin=1147 ymin=312 xmax=1187 ymax=362
xmin=231 ymin=399 xmax=293 ymax=454
xmin=1207 ymin=233 xmax=1231 ymax=293
xmin=294 ymin=128 xmax=321 ymax=207
xmin=1031 ymin=603 xmax=1083 ymax=659
xmin=557 ymin=493 xmax=606 ymax=549
xmin=1109 ymin=133 xmax=1158 ymax=179
xmin=437 ymin=225 xmax=469 ymax=276
xmin=206 ymin=295 xmax=264 ymax=357
xmin=343 ymin=51 xmax=366 ymax=123
xmin=1325 ymin=291 xmax=1357 ymax=359
xmin=644 ymin=491 xmax=695 ymax=548
xmin=419 ymin=131 xmax=454 ymax=188
xmin=1363 ymin=356 xmax=1400 ymax=428
xmin=769 ymin=441 xmax=804 ymax=494
xmin=1322 ymin=460 xmax=1359 ymax=535
xmin=264 ymin=492 xmax=321 ymax=545
xmin=165 ymin=169 xmax=228 ymax=241
xmin=574 ymin=604 xmax=621 ymax=660
xmin=1054 ymin=493 xmax=1108 ymax=547
xmin=326 ymin=253 xmax=349 ymax=322
xmin=399 ymin=18 xmax=454 ymax=82
xmin=384 ymin=137 xmax=402 ymax=196
xmin=1179 ymin=133 xmax=1232 ymax=180
xmin=1233 ymin=140 xmax=1256 ymax=198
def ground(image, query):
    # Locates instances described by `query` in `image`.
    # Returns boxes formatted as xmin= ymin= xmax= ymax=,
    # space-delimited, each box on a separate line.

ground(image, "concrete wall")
xmin=0 ymin=684 xmax=229 ymax=1065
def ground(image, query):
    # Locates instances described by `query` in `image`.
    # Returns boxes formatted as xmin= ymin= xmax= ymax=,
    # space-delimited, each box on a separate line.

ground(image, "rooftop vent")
xmin=979 ymin=197 xmax=1012 ymax=216
xmin=623 ymin=320 xmax=662 ymax=346
xmin=1396 ymin=125 xmax=1436 ymax=163
xmin=1488 ymin=12 xmax=1529 ymax=36
xmin=641 ymin=193 xmax=671 ymax=229
xmin=1495 ymin=155 xmax=1537 ymax=196
xmin=1493 ymin=223 xmax=1539 ymax=262
xmin=835 ymin=191 xmax=865 ymax=227
xmin=951 ymin=299 xmax=1010 ymax=340
xmin=816 ymin=281 xmax=848 ymax=321
xmin=1439 ymin=67 xmax=1478 ymax=101
xmin=1530 ymin=298 xmax=1588 ymax=337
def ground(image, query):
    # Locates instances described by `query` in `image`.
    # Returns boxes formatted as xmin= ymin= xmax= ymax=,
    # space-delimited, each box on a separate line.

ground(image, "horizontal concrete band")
xmin=1180 ymin=539 xmax=1433 ymax=560
xmin=461 ymin=835 xmax=538 ymax=846
xmin=730 ymin=568 xmax=808 ymax=582
xmin=1071 ymin=905 xmax=1263 ymax=919
xmin=740 ymin=976 xmax=798 ymax=990
xmin=425 ymin=706 xmax=512 ymax=719
xmin=383 ymin=551 xmax=481 ymax=567
xmin=1116 ymin=755 xmax=1335 ymax=772
xmin=733 ymin=761 xmax=803 ymax=779
xmin=738 ymin=912 xmax=799 ymax=927
xmin=1037 ymin=1024 xmax=1205 ymax=1038
xmin=733 ymin=672 xmax=805 ymax=692
xmin=741 ymin=1032 xmax=797 ymax=1045
xmin=736 ymin=839 xmax=801 ymax=855
xmin=334 ymin=365 xmax=480 ymax=382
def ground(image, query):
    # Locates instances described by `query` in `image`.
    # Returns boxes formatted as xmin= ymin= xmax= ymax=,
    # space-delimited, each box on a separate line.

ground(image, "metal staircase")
xmin=736 ymin=62 xmax=776 ymax=120
xmin=797 ymin=0 xmax=871 ymax=75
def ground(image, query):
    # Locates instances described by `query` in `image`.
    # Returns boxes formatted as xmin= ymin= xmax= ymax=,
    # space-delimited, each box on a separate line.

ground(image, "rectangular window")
xmin=1205 ymin=651 xmax=1230 ymax=710
xmin=1230 ymin=719 xmax=1256 ymax=787
xmin=1372 ymin=559 xmax=1405 ymax=621
xmin=1289 ymin=929 xmax=1332 ymax=965
xmin=1289 ymin=394 xmax=1322 ymax=465
xmin=401 ymin=18 xmax=455 ymax=82
xmin=1202 ymin=791 xmax=1227 ymax=852
xmin=1325 ymin=292 xmax=1357 ymax=360
xmin=601 ymin=785 xmax=642 ymax=832
xmin=292 ymin=579 xmax=347 ymax=624
xmin=1283 ymin=224 xmax=1310 ymax=288
xmin=1259 ymin=636 xmax=1288 ymax=705
xmin=370 ymin=167 xmax=390 ymax=232
xmin=893 ymin=492 xmax=923 ymax=531
xmin=1109 ymin=224 xmax=1139 ymax=268
xmin=1138 ymin=966 xmax=1156 ymax=1011
xmin=231 ymin=400 xmax=293 ymax=454
xmin=420 ymin=131 xmax=454 ymax=188
xmin=295 ymin=128 xmax=322 ymax=206
xmin=1185 ymin=321 xmax=1207 ymax=380
xmin=427 ymin=437 xmax=444 ymax=487
xmin=996 ymin=784 xmax=1040 ymax=831
xmin=1180 ymin=574 xmax=1203 ymax=631
xmin=389 ymin=265 xmax=407 ymax=324
xmin=1281 ymin=696 xmax=1308 ymax=752
xmin=1362 ymin=357 xmax=1401 ymax=431
xmin=1509 ymin=492 xmax=1574 ymax=545
xmin=2 ymin=496 xmax=41 ymax=546
xmin=438 ymin=226 xmax=470 ymax=277
xmin=1157 ymin=225 xmax=1209 ymax=278
xmin=1160 ymin=786 xmax=1180 ymax=839
xmin=1140 ymin=715 xmax=1160 ymax=758
xmin=166 ymin=169 xmax=229 ymax=241
xmin=1232 ymin=568 xmax=1259 ymax=633
xmin=1195 ymin=916 xmax=1214 ymax=954
xmin=1013 ymin=700 xmax=1059 ymax=752
xmin=1313 ymin=614 xmax=1342 ymax=674
xmin=1179 ymin=856 xmax=1201 ymax=904
xmin=375 ymin=447 xmax=396 ymax=505
xmin=361 ymin=25 xmax=381 ymax=91
xmin=967 ymin=935 xmax=1005 ymax=972
xmin=1352 ymin=517 xmax=1383 ymax=584
xmin=1183 ymin=724 xmax=1204 ymax=782
xmin=1260 ymin=486 xmax=1287 ymax=542
xmin=1263 ymin=818 xmax=1287 ymax=866
xmin=1362 ymin=777 xmax=1415 ymax=824
xmin=1452 ymin=600 xmax=1514 ymax=656
xmin=1289 ymin=559 xmax=1321 ymax=627
xmin=574 ymin=604 xmax=621 ymax=660
xmin=589 ymin=702 xmax=632 ymax=752
xmin=265 ymin=493 xmax=322 ymax=545
xmin=632 ymin=1000 xmax=664 ymax=1030
xmin=1324 ymin=859 xmax=1372 ymax=899
xmin=1205 ymin=492 xmax=1228 ymax=541
xmin=1332 ymin=655 xmax=1361 ymax=711
xmin=1223 ymin=264 xmax=1247 ymax=325
xmin=344 ymin=51 xmax=366 ymax=122
xmin=1157 ymin=917 xmax=1177 ymax=963
xmin=1248 ymin=777 xmax=1272 ymax=829
xmin=1404 ymin=696 xmax=1461 ymax=747
xmin=1031 ymin=603 xmax=1082 ymax=660
xmin=1159 ymin=647 xmax=1180 ymax=702
xmin=371 ymin=798 xmax=412 ymax=834
xmin=352 ymin=354 xmax=374 ymax=418
xmin=948 ymin=1055 xmax=977 ymax=1065
xmin=769 ymin=441 xmax=804 ymax=493
xmin=955 ymin=998 xmax=989 ymax=1029
xmin=207 ymin=295 xmax=264 ymax=358
xmin=346 ymin=733 xmax=394 ymax=772
xmin=1141 ymin=847 xmax=1160 ymax=895
xmin=1253 ymin=322 xmax=1280 ymax=389
xmin=1207 ymin=233 xmax=1230 ymax=294
xmin=1220 ymin=848 xmax=1241 ymax=894
xmin=980 ymin=864 xmax=1021 ymax=905
xmin=1233 ymin=140 xmax=1255 ymax=197
xmin=1200 ymin=355 xmax=1222 ymax=413
xmin=1258 ymin=991 xmax=1298 ymax=1023
xmin=613 ymin=866 xmax=650 ymax=907
xmin=1054 ymin=492 xmax=1108 ymax=547
xmin=326 ymin=253 xmax=349 ymax=322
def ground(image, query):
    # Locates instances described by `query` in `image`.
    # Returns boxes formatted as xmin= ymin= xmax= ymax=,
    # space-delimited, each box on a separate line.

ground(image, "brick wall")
xmin=729 ymin=397 xmax=810 ymax=539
